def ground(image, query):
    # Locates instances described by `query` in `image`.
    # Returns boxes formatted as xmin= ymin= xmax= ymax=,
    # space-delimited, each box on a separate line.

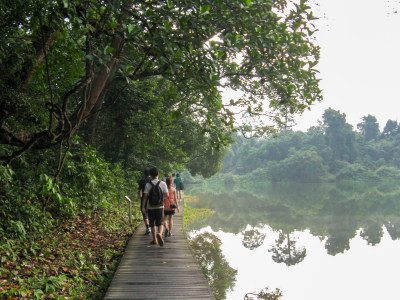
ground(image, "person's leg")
xmin=141 ymin=199 xmax=151 ymax=234
xmin=151 ymin=226 xmax=157 ymax=242
xmin=155 ymin=208 xmax=164 ymax=246
xmin=164 ymin=212 xmax=169 ymax=237
xmin=148 ymin=210 xmax=157 ymax=244
xmin=177 ymin=190 xmax=181 ymax=202
xmin=169 ymin=215 xmax=173 ymax=236
xmin=143 ymin=214 xmax=150 ymax=234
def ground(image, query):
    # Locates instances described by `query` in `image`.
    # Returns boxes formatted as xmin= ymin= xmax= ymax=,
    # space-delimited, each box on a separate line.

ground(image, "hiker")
xmin=142 ymin=167 xmax=169 ymax=246
xmin=174 ymin=174 xmax=183 ymax=202
xmin=171 ymin=173 xmax=176 ymax=188
xmin=164 ymin=177 xmax=179 ymax=237
xmin=137 ymin=168 xmax=152 ymax=235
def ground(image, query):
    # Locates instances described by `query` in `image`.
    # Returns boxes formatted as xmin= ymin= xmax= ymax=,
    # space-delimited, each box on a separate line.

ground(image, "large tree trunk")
xmin=84 ymin=89 xmax=106 ymax=145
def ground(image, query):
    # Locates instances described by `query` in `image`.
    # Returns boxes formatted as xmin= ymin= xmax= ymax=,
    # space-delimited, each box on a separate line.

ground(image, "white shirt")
xmin=144 ymin=179 xmax=168 ymax=209
xmin=171 ymin=176 xmax=176 ymax=188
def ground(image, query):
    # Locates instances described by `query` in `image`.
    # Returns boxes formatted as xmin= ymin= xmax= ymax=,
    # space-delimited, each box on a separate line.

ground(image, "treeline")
xmin=218 ymin=108 xmax=400 ymax=183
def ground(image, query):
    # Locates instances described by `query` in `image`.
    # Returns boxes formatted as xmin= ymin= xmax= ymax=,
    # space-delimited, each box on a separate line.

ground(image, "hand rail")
xmin=125 ymin=196 xmax=132 ymax=224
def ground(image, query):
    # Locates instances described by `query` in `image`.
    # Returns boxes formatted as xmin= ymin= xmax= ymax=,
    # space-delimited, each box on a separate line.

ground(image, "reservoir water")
xmin=186 ymin=181 xmax=400 ymax=300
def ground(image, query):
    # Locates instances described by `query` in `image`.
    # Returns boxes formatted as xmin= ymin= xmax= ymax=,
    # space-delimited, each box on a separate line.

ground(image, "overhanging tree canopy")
xmin=0 ymin=0 xmax=321 ymax=164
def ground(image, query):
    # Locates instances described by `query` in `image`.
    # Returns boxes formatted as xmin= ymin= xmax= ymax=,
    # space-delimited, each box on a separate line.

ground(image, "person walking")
xmin=142 ymin=167 xmax=169 ymax=246
xmin=162 ymin=174 xmax=169 ymax=182
xmin=174 ymin=173 xmax=183 ymax=202
xmin=137 ymin=168 xmax=151 ymax=235
xmin=164 ymin=177 xmax=179 ymax=237
xmin=171 ymin=173 xmax=176 ymax=188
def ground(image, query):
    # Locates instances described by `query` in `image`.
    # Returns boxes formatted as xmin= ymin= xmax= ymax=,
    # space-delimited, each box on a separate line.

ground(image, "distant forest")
xmin=188 ymin=108 xmax=400 ymax=184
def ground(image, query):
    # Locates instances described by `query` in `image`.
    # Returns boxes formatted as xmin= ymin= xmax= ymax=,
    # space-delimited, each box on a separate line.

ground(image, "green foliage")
xmin=269 ymin=149 xmax=328 ymax=182
xmin=322 ymin=108 xmax=356 ymax=161
xmin=357 ymin=114 xmax=379 ymax=141
xmin=0 ymin=136 xmax=137 ymax=240
xmin=207 ymin=109 xmax=400 ymax=184
xmin=1 ymin=0 xmax=322 ymax=165
xmin=0 ymin=211 xmax=135 ymax=299
xmin=335 ymin=163 xmax=378 ymax=181
xmin=84 ymin=77 xmax=233 ymax=177
xmin=244 ymin=287 xmax=283 ymax=300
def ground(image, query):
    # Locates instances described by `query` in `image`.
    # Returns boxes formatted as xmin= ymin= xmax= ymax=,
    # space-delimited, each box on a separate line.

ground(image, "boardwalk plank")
xmin=104 ymin=200 xmax=215 ymax=300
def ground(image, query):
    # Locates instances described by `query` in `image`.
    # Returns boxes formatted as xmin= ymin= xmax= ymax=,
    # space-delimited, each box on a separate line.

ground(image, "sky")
xmin=292 ymin=0 xmax=400 ymax=131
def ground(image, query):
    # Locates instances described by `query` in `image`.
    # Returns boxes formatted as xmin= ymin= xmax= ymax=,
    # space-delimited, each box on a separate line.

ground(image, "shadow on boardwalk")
xmin=104 ymin=200 xmax=215 ymax=300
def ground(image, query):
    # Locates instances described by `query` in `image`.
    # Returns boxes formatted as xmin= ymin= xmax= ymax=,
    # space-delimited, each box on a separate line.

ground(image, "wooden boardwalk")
xmin=104 ymin=201 xmax=215 ymax=300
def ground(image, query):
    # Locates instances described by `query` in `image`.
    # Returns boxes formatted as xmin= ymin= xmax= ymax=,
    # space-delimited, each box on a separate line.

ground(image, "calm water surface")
xmin=186 ymin=181 xmax=400 ymax=300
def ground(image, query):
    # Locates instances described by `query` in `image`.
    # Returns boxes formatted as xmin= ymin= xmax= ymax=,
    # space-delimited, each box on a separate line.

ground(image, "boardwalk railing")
xmin=104 ymin=200 xmax=215 ymax=300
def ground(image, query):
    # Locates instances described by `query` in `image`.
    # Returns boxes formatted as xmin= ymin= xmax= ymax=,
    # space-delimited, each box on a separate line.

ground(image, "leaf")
xmin=164 ymin=21 xmax=171 ymax=31
xmin=246 ymin=0 xmax=252 ymax=6
xmin=125 ymin=65 xmax=134 ymax=73
xmin=104 ymin=46 xmax=114 ymax=55
xmin=167 ymin=0 xmax=173 ymax=8
xmin=200 ymin=5 xmax=210 ymax=14
xmin=127 ymin=24 xmax=134 ymax=34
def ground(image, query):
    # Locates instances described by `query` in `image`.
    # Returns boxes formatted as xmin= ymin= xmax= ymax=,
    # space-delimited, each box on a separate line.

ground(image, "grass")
xmin=182 ymin=195 xmax=213 ymax=230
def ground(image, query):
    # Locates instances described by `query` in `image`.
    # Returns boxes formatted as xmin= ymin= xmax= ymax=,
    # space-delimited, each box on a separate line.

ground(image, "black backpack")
xmin=148 ymin=180 xmax=163 ymax=206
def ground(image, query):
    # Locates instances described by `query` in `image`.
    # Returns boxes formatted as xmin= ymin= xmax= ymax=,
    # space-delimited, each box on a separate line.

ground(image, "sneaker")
xmin=164 ymin=228 xmax=169 ymax=237
xmin=156 ymin=233 xmax=164 ymax=246
xmin=145 ymin=227 xmax=151 ymax=235
xmin=150 ymin=240 xmax=158 ymax=245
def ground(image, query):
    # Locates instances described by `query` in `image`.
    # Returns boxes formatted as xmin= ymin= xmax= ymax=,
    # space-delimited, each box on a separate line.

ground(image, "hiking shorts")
xmin=148 ymin=208 xmax=164 ymax=227
xmin=164 ymin=210 xmax=175 ymax=216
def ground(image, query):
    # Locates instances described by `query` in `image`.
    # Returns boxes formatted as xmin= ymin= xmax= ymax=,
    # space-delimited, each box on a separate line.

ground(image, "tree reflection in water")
xmin=187 ymin=180 xmax=400 ymax=259
xmin=242 ymin=229 xmax=267 ymax=250
xmin=269 ymin=232 xmax=306 ymax=266
xmin=189 ymin=232 xmax=237 ymax=300
xmin=359 ymin=220 xmax=384 ymax=245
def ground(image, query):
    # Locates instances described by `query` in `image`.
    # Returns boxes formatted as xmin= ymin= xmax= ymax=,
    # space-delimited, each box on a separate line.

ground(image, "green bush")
xmin=0 ymin=136 xmax=139 ymax=239
xmin=335 ymin=163 xmax=378 ymax=181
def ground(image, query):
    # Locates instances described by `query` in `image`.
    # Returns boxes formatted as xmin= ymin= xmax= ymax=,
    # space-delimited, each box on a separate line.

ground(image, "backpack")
xmin=164 ymin=193 xmax=174 ymax=211
xmin=148 ymin=181 xmax=163 ymax=206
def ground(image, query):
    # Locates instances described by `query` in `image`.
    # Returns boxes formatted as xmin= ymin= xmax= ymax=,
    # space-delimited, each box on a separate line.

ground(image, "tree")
xmin=357 ymin=114 xmax=380 ymax=141
xmin=277 ymin=148 xmax=328 ymax=182
xmin=322 ymin=108 xmax=355 ymax=161
xmin=79 ymin=76 xmax=232 ymax=175
xmin=1 ymin=0 xmax=322 ymax=165
xmin=382 ymin=119 xmax=398 ymax=137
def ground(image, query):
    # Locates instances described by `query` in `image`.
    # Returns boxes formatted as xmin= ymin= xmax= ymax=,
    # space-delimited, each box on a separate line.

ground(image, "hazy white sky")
xmin=293 ymin=0 xmax=400 ymax=131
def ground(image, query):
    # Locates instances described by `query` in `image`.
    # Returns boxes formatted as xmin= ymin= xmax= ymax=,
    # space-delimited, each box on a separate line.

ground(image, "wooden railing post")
xmin=124 ymin=195 xmax=132 ymax=225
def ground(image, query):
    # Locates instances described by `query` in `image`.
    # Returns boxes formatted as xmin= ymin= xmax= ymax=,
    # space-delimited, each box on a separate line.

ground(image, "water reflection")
xmin=187 ymin=180 xmax=400 ymax=259
xmin=189 ymin=231 xmax=237 ymax=300
xmin=269 ymin=232 xmax=306 ymax=266
xmin=242 ymin=229 xmax=266 ymax=250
